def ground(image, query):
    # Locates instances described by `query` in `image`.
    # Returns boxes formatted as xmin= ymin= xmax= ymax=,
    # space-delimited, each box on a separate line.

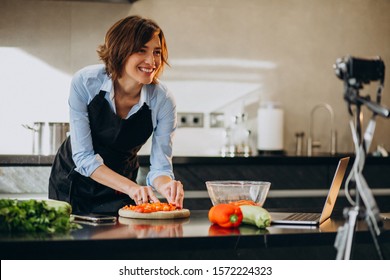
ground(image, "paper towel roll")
xmin=257 ymin=105 xmax=284 ymax=151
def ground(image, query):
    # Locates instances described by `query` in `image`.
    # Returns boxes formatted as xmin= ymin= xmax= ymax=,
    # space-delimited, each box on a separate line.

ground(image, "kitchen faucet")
xmin=307 ymin=103 xmax=337 ymax=156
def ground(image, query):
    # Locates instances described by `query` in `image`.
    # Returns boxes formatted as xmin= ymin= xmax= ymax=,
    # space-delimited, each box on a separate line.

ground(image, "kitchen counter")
xmin=1 ymin=210 xmax=389 ymax=260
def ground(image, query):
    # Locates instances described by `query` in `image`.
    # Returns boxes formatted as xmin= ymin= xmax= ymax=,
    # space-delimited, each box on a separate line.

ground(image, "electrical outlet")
xmin=177 ymin=112 xmax=204 ymax=128
xmin=209 ymin=112 xmax=225 ymax=128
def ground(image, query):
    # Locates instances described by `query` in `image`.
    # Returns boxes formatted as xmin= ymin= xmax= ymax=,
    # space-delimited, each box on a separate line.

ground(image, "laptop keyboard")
xmin=284 ymin=213 xmax=321 ymax=221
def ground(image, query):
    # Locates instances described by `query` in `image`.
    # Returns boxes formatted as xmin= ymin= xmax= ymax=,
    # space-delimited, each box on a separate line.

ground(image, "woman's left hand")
xmin=155 ymin=179 xmax=184 ymax=208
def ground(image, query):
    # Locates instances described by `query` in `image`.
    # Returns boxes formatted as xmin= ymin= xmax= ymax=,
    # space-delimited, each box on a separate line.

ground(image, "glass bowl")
xmin=205 ymin=180 xmax=271 ymax=206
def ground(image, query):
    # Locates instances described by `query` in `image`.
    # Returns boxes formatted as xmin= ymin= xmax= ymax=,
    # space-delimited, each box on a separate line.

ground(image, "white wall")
xmin=1 ymin=0 xmax=389 ymax=156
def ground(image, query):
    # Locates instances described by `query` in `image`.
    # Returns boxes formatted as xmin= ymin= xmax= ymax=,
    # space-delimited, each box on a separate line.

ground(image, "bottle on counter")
xmin=257 ymin=102 xmax=284 ymax=155
xmin=220 ymin=109 xmax=253 ymax=158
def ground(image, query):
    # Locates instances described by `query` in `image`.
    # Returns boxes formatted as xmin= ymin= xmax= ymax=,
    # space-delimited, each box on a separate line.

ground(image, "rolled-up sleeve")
xmin=68 ymin=70 xmax=104 ymax=177
xmin=146 ymin=88 xmax=177 ymax=187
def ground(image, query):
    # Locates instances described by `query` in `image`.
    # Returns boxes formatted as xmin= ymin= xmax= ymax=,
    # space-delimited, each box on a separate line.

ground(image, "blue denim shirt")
xmin=68 ymin=64 xmax=176 ymax=187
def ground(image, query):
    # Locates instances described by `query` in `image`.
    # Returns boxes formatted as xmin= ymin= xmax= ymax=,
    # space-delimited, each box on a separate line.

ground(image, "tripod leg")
xmin=335 ymin=207 xmax=359 ymax=260
xmin=335 ymin=223 xmax=348 ymax=260
xmin=344 ymin=207 xmax=359 ymax=259
xmin=365 ymin=215 xmax=384 ymax=259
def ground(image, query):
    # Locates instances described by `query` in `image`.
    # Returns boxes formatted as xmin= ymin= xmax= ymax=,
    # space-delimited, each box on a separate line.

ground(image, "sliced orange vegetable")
xmin=122 ymin=202 xmax=179 ymax=213
xmin=229 ymin=200 xmax=258 ymax=206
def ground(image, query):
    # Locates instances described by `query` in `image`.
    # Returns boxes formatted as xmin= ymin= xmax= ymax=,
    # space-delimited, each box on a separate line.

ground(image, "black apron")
xmin=48 ymin=90 xmax=153 ymax=214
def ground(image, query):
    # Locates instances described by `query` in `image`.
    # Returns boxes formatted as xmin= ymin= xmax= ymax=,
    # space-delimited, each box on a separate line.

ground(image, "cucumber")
xmin=44 ymin=199 xmax=72 ymax=215
xmin=239 ymin=205 xmax=271 ymax=229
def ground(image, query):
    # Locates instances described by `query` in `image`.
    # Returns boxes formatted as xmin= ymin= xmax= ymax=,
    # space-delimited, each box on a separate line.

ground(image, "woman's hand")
xmin=127 ymin=185 xmax=160 ymax=205
xmin=154 ymin=177 xmax=184 ymax=208
xmin=90 ymin=165 xmax=160 ymax=206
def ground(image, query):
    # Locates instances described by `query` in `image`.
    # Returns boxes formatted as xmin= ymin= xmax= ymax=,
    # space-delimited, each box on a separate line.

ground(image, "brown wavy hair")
xmin=97 ymin=15 xmax=168 ymax=83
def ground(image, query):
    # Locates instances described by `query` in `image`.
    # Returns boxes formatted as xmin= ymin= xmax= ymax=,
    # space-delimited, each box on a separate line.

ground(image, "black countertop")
xmin=1 ymin=210 xmax=389 ymax=260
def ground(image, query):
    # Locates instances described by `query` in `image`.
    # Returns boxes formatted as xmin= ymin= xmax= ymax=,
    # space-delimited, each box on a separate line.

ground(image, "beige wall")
xmin=1 ymin=0 xmax=389 ymax=156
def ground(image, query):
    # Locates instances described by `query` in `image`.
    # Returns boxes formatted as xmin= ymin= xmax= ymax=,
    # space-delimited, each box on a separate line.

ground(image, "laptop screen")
xmin=319 ymin=157 xmax=350 ymax=224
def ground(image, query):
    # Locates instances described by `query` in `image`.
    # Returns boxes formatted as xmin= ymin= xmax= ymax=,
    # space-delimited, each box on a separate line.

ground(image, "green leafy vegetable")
xmin=0 ymin=199 xmax=81 ymax=234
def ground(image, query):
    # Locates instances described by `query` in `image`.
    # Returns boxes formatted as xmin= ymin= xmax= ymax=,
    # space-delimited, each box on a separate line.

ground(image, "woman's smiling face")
xmin=122 ymin=33 xmax=162 ymax=85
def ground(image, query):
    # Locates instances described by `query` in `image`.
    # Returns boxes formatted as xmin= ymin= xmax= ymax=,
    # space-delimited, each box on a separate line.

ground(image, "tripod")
xmin=334 ymin=82 xmax=388 ymax=260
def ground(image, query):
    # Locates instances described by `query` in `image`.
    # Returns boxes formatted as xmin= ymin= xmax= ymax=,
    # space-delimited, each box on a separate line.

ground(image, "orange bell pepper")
xmin=208 ymin=204 xmax=243 ymax=228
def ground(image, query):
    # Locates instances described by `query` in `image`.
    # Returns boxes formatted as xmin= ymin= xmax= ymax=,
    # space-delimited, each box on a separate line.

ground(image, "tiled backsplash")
xmin=0 ymin=166 xmax=51 ymax=193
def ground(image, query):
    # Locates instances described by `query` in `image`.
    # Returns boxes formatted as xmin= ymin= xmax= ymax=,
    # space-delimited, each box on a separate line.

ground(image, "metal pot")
xmin=22 ymin=122 xmax=69 ymax=155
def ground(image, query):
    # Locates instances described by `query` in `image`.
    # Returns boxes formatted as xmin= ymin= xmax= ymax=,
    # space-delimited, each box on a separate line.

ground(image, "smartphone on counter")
xmin=71 ymin=213 xmax=117 ymax=224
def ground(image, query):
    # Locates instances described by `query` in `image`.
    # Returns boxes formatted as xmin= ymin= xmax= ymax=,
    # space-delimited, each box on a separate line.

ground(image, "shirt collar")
xmin=107 ymin=79 xmax=147 ymax=107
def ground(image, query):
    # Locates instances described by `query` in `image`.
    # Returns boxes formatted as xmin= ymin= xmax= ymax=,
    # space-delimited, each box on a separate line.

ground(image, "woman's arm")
xmin=91 ymin=165 xmax=159 ymax=205
xmin=68 ymin=68 xmax=104 ymax=177
xmin=147 ymin=85 xmax=184 ymax=208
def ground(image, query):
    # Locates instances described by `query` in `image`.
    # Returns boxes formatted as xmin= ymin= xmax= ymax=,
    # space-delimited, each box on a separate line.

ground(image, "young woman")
xmin=49 ymin=15 xmax=184 ymax=213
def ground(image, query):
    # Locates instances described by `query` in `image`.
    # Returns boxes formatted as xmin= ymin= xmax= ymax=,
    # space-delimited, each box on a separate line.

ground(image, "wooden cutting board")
xmin=118 ymin=208 xmax=190 ymax=220
xmin=118 ymin=216 xmax=190 ymax=225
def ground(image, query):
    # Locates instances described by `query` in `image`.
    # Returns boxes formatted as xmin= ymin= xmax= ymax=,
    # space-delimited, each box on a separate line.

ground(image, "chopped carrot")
xmin=229 ymin=200 xmax=258 ymax=206
xmin=122 ymin=202 xmax=178 ymax=213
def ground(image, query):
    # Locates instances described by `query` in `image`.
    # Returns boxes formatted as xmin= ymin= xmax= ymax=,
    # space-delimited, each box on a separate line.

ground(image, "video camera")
xmin=334 ymin=56 xmax=385 ymax=88
xmin=334 ymin=56 xmax=389 ymax=118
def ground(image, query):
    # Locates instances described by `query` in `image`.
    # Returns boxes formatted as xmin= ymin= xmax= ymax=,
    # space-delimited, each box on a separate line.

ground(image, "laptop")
xmin=270 ymin=157 xmax=350 ymax=226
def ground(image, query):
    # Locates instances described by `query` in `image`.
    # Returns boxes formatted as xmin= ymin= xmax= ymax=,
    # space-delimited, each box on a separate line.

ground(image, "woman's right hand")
xmin=128 ymin=185 xmax=160 ymax=205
